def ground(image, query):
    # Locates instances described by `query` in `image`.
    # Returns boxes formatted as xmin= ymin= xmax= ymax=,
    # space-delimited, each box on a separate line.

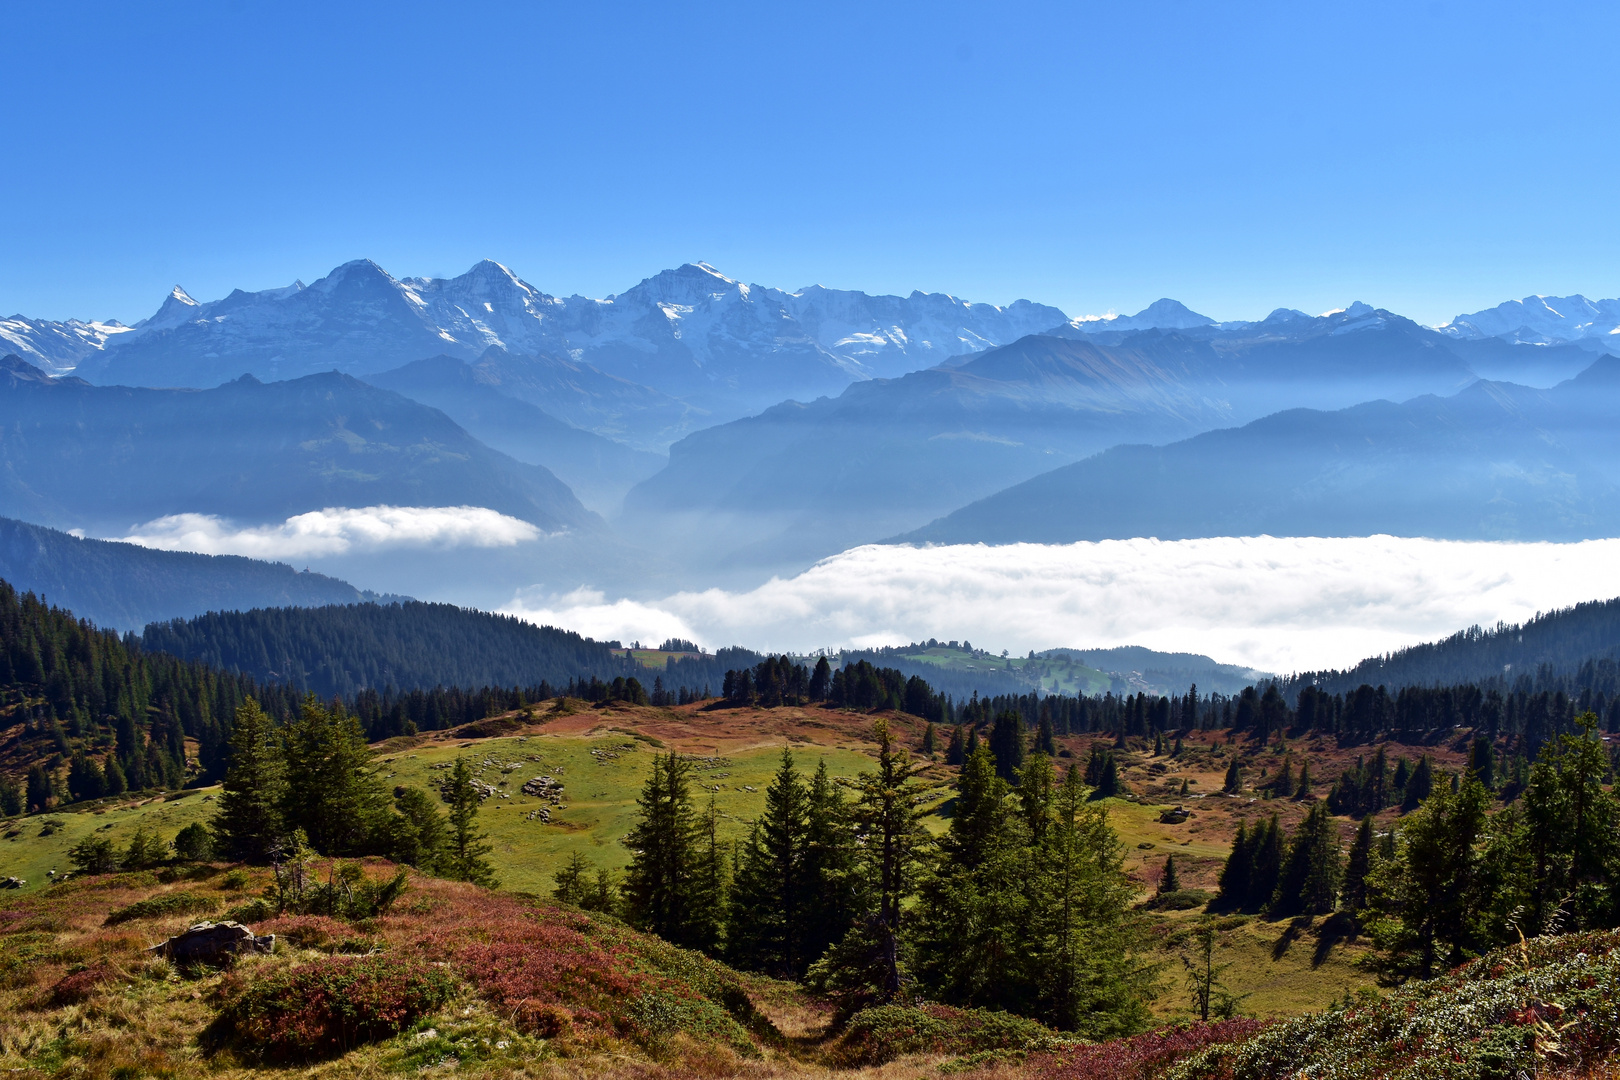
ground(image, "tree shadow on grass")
xmin=1310 ymin=911 xmax=1360 ymax=969
xmin=1271 ymin=916 xmax=1313 ymax=961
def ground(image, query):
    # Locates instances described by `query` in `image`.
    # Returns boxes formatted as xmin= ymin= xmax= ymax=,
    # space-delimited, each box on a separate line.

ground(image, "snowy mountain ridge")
xmin=1440 ymin=294 xmax=1620 ymax=348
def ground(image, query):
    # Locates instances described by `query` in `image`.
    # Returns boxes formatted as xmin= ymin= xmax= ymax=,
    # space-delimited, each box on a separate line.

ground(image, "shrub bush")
xmin=103 ymin=890 xmax=220 ymax=926
xmin=1029 ymin=1020 xmax=1270 ymax=1080
xmin=1163 ymin=929 xmax=1620 ymax=1080
xmin=831 ymin=1004 xmax=1057 ymax=1066
xmin=211 ymin=954 xmax=457 ymax=1061
xmin=50 ymin=960 xmax=119 ymax=1005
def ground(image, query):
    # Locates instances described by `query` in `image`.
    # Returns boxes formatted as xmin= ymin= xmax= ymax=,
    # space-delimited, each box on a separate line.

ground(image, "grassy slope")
xmin=3 ymin=702 xmax=1440 ymax=1027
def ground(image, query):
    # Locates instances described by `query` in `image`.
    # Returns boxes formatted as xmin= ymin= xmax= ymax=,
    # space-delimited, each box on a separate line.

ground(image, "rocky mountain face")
xmin=40 ymin=259 xmax=1067 ymax=436
xmin=1442 ymin=294 xmax=1620 ymax=348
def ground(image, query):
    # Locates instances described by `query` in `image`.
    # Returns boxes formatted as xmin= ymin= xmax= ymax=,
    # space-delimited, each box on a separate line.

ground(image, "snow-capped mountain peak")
xmin=1441 ymin=294 xmax=1620 ymax=349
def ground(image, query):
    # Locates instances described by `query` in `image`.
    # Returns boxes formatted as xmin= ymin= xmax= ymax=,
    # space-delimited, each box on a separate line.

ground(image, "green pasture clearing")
xmin=0 ymin=790 xmax=216 ymax=894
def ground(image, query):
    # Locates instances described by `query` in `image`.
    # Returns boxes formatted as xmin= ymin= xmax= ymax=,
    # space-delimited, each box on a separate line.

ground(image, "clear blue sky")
xmin=6 ymin=0 xmax=1619 ymax=327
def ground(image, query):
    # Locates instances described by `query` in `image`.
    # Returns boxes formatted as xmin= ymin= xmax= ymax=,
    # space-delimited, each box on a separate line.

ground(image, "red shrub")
xmin=1029 ymin=1020 xmax=1272 ymax=1080
xmin=212 ymin=954 xmax=456 ymax=1061
xmin=50 ymin=961 xmax=119 ymax=1005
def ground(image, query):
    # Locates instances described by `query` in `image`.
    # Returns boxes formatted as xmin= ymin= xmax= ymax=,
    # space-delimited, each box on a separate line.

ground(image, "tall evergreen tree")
xmin=989 ymin=710 xmax=1025 ymax=782
xmin=281 ymin=695 xmax=388 ymax=855
xmin=444 ymin=757 xmax=497 ymax=887
xmin=802 ymin=758 xmax=860 ymax=966
xmin=1027 ymin=763 xmax=1151 ymax=1036
xmin=1467 ymin=735 xmax=1495 ymax=789
xmin=1247 ymin=814 xmax=1284 ymax=913
xmin=1270 ymin=801 xmax=1341 ymax=916
xmin=729 ymin=748 xmax=812 ymax=975
xmin=211 ymin=698 xmax=286 ymax=863
xmin=1341 ymin=815 xmax=1375 ymax=912
xmin=1157 ymin=853 xmax=1180 ymax=896
xmin=1401 ymin=756 xmax=1433 ymax=811
xmin=1212 ymin=821 xmax=1251 ymax=912
xmin=623 ymin=752 xmax=705 ymax=947
xmin=1037 ymin=715 xmax=1057 ymax=756
xmin=1367 ymin=773 xmax=1491 ymax=979
xmin=1223 ymin=757 xmax=1242 ymax=794
xmin=946 ymin=724 xmax=966 ymax=766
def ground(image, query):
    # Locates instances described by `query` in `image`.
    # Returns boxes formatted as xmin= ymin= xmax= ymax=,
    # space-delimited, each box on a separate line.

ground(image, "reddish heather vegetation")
xmin=1028 ymin=1019 xmax=1271 ymax=1080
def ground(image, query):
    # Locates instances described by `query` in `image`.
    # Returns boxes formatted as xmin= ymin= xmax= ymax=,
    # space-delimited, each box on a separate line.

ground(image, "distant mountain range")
xmin=0 ymin=516 xmax=383 ymax=632
xmin=627 ymin=303 xmax=1600 ymax=571
xmin=899 ymin=356 xmax=1620 ymax=545
xmin=0 ymin=354 xmax=596 ymax=536
xmin=12 ymin=259 xmax=1067 ymax=442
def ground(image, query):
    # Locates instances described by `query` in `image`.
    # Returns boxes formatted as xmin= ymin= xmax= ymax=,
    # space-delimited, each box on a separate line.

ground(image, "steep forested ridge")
xmin=1295 ymin=597 xmax=1620 ymax=693
xmin=140 ymin=602 xmax=631 ymax=698
xmin=0 ymin=515 xmax=371 ymax=632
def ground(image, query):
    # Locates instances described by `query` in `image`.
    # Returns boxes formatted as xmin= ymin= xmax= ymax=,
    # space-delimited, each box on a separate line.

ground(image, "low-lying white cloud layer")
xmin=504 ymin=536 xmax=1620 ymax=673
xmin=119 ymin=506 xmax=542 ymax=560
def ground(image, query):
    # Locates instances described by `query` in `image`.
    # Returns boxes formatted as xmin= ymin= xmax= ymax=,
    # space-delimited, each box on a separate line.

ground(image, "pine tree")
xmin=1027 ymin=763 xmax=1151 ymax=1036
xmin=0 ymin=774 xmax=21 ymax=817
xmin=729 ymin=748 xmax=811 ymax=975
xmin=1223 ymin=757 xmax=1242 ymax=794
xmin=553 ymin=851 xmax=594 ymax=906
xmin=989 ymin=710 xmax=1025 ymax=782
xmin=809 ymin=656 xmax=832 ymax=701
xmin=1247 ymin=814 xmax=1283 ymax=913
xmin=817 ymin=720 xmax=926 ymax=1004
xmin=389 ymin=786 xmax=449 ymax=872
xmin=913 ymin=740 xmax=1026 ymax=1008
xmin=25 ymin=764 xmax=52 ymax=812
xmin=624 ymin=752 xmax=703 ymax=946
xmin=172 ymin=821 xmax=213 ymax=862
xmin=1018 ymin=752 xmax=1056 ymax=847
xmin=1366 ymin=774 xmax=1491 ymax=978
xmin=1340 ymin=815 xmax=1375 ymax=912
xmin=1270 ymin=801 xmax=1341 ymax=916
xmin=1038 ymin=715 xmax=1057 ymax=756
xmin=103 ymin=754 xmax=127 ymax=796
xmin=444 ymin=757 xmax=497 ymax=887
xmin=1467 ymin=735 xmax=1495 ymax=789
xmin=123 ymin=826 xmax=167 ymax=870
xmin=1295 ymin=759 xmax=1312 ymax=799
xmin=1401 ymin=756 xmax=1433 ymax=811
xmin=211 ymin=698 xmax=287 ymax=863
xmin=946 ymin=725 xmax=966 ymax=766
xmin=1158 ymin=853 xmax=1180 ymax=895
xmin=1212 ymin=821 xmax=1251 ymax=911
xmin=281 ymin=695 xmax=389 ymax=855
xmin=1273 ymin=757 xmax=1294 ymax=798
xmin=802 ymin=758 xmax=859 ymax=966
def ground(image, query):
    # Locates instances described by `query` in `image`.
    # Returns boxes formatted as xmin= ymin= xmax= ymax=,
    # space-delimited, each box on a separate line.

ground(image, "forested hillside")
xmin=0 ymin=515 xmax=374 ymax=631
xmin=140 ymin=602 xmax=634 ymax=698
xmin=1295 ymin=597 xmax=1620 ymax=694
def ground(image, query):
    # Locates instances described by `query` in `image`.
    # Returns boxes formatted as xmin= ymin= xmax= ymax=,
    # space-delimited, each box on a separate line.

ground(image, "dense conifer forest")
xmin=140 ymin=601 xmax=636 ymax=697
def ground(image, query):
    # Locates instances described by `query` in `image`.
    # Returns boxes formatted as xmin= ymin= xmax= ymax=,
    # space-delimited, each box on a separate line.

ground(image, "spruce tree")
xmin=1038 ymin=715 xmax=1057 ymax=756
xmin=281 ymin=695 xmax=389 ymax=855
xmin=1467 ymin=735 xmax=1495 ymax=789
xmin=624 ymin=752 xmax=703 ymax=946
xmin=26 ymin=764 xmax=52 ymax=812
xmin=922 ymin=722 xmax=937 ymax=755
xmin=687 ymin=795 xmax=727 ymax=952
xmin=553 ymin=851 xmax=594 ymax=906
xmin=172 ymin=822 xmax=213 ymax=862
xmin=989 ymin=710 xmax=1025 ymax=782
xmin=1295 ymin=759 xmax=1312 ymax=799
xmin=389 ymin=786 xmax=449 ymax=872
xmin=1212 ymin=821 xmax=1251 ymax=911
xmin=1223 ymin=757 xmax=1242 ymax=794
xmin=1270 ymin=801 xmax=1341 ymax=916
xmin=1018 ymin=752 xmax=1056 ymax=846
xmin=1027 ymin=763 xmax=1150 ymax=1036
xmin=0 ymin=774 xmax=22 ymax=817
xmin=444 ymin=757 xmax=497 ymax=887
xmin=1246 ymin=814 xmax=1283 ymax=912
xmin=823 ymin=720 xmax=926 ymax=1003
xmin=1340 ymin=815 xmax=1375 ymax=912
xmin=1273 ymin=758 xmax=1294 ymax=798
xmin=913 ymin=741 xmax=1026 ymax=1007
xmin=802 ymin=758 xmax=859 ymax=966
xmin=1401 ymin=756 xmax=1433 ymax=811
xmin=946 ymin=725 xmax=966 ymax=766
xmin=728 ymin=748 xmax=811 ymax=975
xmin=1158 ymin=853 xmax=1180 ymax=895
xmin=212 ymin=698 xmax=287 ymax=863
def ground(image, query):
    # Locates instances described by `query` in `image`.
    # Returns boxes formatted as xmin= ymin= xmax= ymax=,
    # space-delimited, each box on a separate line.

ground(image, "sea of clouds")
xmin=502 ymin=536 xmax=1620 ymax=674
xmin=118 ymin=505 xmax=541 ymax=560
